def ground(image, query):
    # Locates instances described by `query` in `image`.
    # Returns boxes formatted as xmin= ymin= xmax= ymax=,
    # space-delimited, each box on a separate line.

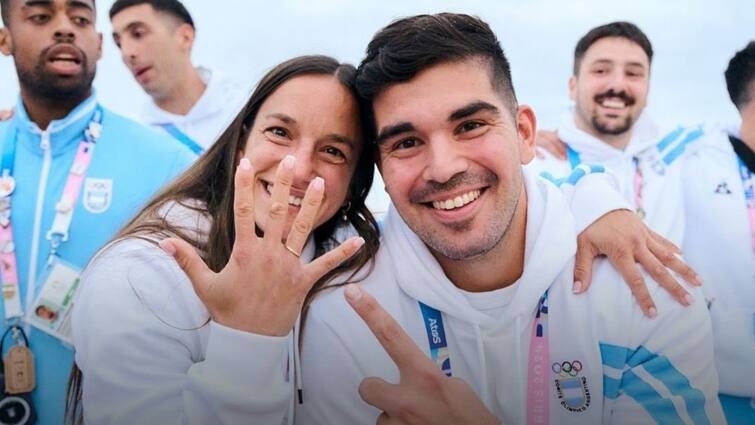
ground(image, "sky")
xmin=1 ymin=0 xmax=753 ymax=212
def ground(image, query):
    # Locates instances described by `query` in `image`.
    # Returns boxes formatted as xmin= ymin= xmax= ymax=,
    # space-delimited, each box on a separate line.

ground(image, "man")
xmin=529 ymin=22 xmax=703 ymax=250
xmin=681 ymin=42 xmax=755 ymax=424
xmin=0 ymin=0 xmax=194 ymax=423
xmin=110 ymin=0 xmax=248 ymax=152
xmin=299 ymin=14 xmax=724 ymax=425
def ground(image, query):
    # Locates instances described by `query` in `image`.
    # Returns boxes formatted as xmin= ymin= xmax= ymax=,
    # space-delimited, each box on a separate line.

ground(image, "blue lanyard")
xmin=566 ymin=145 xmax=581 ymax=170
xmin=1 ymin=120 xmax=18 ymax=176
xmin=157 ymin=123 xmax=205 ymax=155
xmin=418 ymin=301 xmax=452 ymax=376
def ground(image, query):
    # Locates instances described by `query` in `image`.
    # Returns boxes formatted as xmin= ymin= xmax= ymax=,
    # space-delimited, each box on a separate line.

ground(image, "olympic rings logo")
xmin=551 ymin=360 xmax=583 ymax=377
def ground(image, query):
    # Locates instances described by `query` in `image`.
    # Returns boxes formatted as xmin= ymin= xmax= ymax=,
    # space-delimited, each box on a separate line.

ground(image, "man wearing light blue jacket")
xmin=0 ymin=0 xmax=195 ymax=424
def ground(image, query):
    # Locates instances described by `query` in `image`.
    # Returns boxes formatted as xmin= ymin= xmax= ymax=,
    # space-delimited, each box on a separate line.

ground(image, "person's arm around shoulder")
xmin=607 ymin=282 xmax=725 ymax=425
xmin=72 ymin=240 xmax=292 ymax=425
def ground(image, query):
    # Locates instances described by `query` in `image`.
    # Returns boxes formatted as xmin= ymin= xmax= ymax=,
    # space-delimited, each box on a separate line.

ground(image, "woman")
xmin=68 ymin=55 xmax=380 ymax=425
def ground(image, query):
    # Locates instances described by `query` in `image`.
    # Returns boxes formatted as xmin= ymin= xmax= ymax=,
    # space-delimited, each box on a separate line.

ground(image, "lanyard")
xmin=157 ymin=123 xmax=204 ymax=155
xmin=566 ymin=145 xmax=645 ymax=219
xmin=737 ymin=157 xmax=755 ymax=253
xmin=418 ymin=292 xmax=550 ymax=425
xmin=0 ymin=106 xmax=103 ymax=321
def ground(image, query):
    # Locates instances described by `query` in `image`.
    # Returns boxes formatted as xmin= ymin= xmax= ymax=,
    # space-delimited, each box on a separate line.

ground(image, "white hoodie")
xmin=299 ymin=168 xmax=725 ymax=425
xmin=140 ymin=66 xmax=249 ymax=151
xmin=528 ymin=110 xmax=704 ymax=246
xmin=682 ymin=124 xmax=755 ymax=400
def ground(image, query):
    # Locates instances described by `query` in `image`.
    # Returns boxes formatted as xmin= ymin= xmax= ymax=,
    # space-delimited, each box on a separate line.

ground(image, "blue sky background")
xmin=1 ymin=0 xmax=753 ymax=211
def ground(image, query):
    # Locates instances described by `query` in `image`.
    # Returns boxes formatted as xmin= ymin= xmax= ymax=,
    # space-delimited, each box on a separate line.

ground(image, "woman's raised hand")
xmin=160 ymin=155 xmax=365 ymax=336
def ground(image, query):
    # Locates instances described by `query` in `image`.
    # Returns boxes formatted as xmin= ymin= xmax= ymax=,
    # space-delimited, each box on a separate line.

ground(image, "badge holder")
xmin=0 ymin=325 xmax=35 ymax=425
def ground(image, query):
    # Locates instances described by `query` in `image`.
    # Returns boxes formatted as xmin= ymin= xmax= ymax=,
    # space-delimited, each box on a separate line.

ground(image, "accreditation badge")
xmin=26 ymin=258 xmax=80 ymax=345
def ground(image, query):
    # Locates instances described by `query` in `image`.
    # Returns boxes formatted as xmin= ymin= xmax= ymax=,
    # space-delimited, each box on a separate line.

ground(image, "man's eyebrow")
xmin=448 ymin=101 xmax=500 ymax=122
xmin=265 ymin=113 xmax=297 ymax=125
xmin=375 ymin=122 xmax=416 ymax=146
xmin=67 ymin=0 xmax=94 ymax=11
xmin=22 ymin=0 xmax=53 ymax=8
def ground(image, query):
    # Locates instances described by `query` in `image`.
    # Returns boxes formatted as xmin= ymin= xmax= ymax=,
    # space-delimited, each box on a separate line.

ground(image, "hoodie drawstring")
xmin=473 ymin=324 xmax=489 ymax=406
xmin=294 ymin=315 xmax=303 ymax=404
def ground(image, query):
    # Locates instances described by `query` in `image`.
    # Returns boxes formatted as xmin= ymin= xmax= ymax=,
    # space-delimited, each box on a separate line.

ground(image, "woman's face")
xmin=242 ymin=74 xmax=363 ymax=237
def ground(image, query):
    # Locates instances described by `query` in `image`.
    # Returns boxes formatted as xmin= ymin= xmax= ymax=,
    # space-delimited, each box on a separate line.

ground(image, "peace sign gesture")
xmin=343 ymin=284 xmax=501 ymax=425
xmin=160 ymin=155 xmax=365 ymax=336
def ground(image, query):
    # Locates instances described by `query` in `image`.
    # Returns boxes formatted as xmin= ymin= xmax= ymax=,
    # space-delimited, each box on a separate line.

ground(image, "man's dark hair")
xmin=109 ymin=0 xmax=194 ymax=29
xmin=573 ymin=21 xmax=653 ymax=75
xmin=356 ymin=13 xmax=518 ymax=139
xmin=725 ymin=41 xmax=755 ymax=110
xmin=2 ymin=0 xmax=96 ymax=27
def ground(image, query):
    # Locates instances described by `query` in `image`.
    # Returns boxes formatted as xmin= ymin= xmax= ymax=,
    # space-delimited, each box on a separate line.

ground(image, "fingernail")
xmin=683 ymin=293 xmax=695 ymax=306
xmin=312 ymin=177 xmax=324 ymax=191
xmin=344 ymin=284 xmax=362 ymax=301
xmin=647 ymin=307 xmax=657 ymax=319
xmin=694 ymin=274 xmax=704 ymax=285
xmin=353 ymin=237 xmax=365 ymax=248
xmin=159 ymin=239 xmax=176 ymax=256
xmin=239 ymin=157 xmax=251 ymax=170
xmin=572 ymin=280 xmax=583 ymax=294
xmin=283 ymin=155 xmax=295 ymax=169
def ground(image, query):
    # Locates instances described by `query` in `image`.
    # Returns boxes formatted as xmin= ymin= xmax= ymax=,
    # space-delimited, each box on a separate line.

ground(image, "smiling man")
xmin=529 ymin=22 xmax=704 ymax=248
xmin=109 ymin=0 xmax=247 ymax=152
xmin=299 ymin=14 xmax=724 ymax=425
xmin=0 ymin=0 xmax=194 ymax=423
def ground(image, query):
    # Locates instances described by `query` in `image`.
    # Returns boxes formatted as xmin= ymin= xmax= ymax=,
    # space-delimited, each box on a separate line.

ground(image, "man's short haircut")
xmin=356 ymin=13 xmax=518 ymax=139
xmin=725 ymin=41 xmax=755 ymax=110
xmin=109 ymin=0 xmax=194 ymax=29
xmin=573 ymin=21 xmax=653 ymax=75
xmin=2 ymin=0 xmax=97 ymax=27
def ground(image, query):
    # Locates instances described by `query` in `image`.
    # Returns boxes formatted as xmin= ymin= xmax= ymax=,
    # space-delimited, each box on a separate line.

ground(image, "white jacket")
xmin=140 ymin=66 xmax=249 ymax=150
xmin=528 ymin=110 xmax=704 ymax=246
xmin=299 ymin=169 xmax=725 ymax=425
xmin=72 ymin=202 xmax=309 ymax=425
xmin=682 ymin=125 xmax=755 ymax=399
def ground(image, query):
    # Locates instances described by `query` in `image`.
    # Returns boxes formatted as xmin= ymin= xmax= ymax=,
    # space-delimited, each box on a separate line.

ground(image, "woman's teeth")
xmin=264 ymin=182 xmax=304 ymax=207
xmin=431 ymin=190 xmax=481 ymax=210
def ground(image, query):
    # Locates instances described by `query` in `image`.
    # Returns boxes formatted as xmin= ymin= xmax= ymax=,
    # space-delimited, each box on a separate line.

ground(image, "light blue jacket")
xmin=0 ymin=94 xmax=196 ymax=425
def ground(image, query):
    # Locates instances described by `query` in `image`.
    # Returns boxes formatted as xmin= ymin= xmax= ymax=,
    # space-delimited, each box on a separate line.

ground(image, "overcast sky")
xmin=1 ymin=0 xmax=753 ymax=211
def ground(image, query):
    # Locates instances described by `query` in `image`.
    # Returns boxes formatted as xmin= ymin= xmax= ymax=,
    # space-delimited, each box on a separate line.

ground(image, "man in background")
xmin=110 ymin=0 xmax=248 ymax=153
xmin=0 ymin=0 xmax=194 ymax=423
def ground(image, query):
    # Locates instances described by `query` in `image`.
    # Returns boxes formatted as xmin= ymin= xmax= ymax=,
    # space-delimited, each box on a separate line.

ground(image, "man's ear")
xmin=568 ymin=75 xmax=577 ymax=101
xmin=0 ymin=27 xmax=13 ymax=56
xmin=96 ymin=31 xmax=103 ymax=61
xmin=177 ymin=23 xmax=194 ymax=54
xmin=516 ymin=105 xmax=537 ymax=165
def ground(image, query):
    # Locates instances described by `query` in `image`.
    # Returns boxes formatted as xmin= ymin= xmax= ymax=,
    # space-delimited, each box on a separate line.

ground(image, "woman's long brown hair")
xmin=65 ymin=55 xmax=380 ymax=424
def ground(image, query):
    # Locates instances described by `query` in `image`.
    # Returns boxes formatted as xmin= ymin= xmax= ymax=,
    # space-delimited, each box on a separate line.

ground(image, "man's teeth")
xmin=601 ymin=99 xmax=626 ymax=108
xmin=431 ymin=190 xmax=481 ymax=210
xmin=264 ymin=182 xmax=303 ymax=207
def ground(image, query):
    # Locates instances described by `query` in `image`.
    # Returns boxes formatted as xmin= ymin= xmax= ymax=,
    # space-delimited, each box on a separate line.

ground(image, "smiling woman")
xmin=67 ymin=55 xmax=380 ymax=425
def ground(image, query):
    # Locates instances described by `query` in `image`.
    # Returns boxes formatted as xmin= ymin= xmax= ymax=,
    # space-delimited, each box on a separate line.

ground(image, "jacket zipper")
xmin=26 ymin=129 xmax=52 ymax=314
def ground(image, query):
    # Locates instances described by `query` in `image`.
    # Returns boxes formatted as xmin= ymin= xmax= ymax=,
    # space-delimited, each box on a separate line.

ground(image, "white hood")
xmin=557 ymin=107 xmax=661 ymax=159
xmin=382 ymin=168 xmax=577 ymax=325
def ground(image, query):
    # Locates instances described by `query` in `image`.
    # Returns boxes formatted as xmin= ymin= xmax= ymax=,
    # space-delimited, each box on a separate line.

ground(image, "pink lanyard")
xmin=632 ymin=156 xmax=645 ymax=219
xmin=0 ymin=107 xmax=102 ymax=320
xmin=738 ymin=157 xmax=755 ymax=253
xmin=419 ymin=292 xmax=550 ymax=425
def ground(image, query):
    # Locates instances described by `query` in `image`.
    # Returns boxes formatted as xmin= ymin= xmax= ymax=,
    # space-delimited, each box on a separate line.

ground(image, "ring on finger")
xmin=285 ymin=244 xmax=301 ymax=258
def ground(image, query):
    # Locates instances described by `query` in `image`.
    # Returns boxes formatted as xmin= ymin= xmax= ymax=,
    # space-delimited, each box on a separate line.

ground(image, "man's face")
xmin=111 ymin=4 xmax=191 ymax=99
xmin=569 ymin=36 xmax=650 ymax=138
xmin=373 ymin=59 xmax=536 ymax=261
xmin=0 ymin=0 xmax=101 ymax=101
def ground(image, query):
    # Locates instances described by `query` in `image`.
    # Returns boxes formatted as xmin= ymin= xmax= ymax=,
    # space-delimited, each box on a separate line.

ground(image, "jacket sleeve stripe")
xmin=622 ymin=369 xmax=686 ymax=424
